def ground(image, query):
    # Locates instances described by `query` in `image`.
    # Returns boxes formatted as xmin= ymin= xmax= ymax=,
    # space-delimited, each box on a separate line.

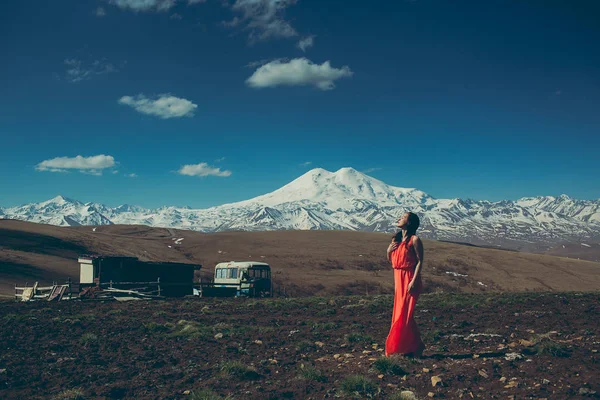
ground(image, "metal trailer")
xmin=78 ymin=255 xmax=201 ymax=297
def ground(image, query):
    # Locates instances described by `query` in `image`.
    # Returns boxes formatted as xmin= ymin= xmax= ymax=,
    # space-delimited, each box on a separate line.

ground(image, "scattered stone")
xmin=423 ymin=368 xmax=430 ymax=373
xmin=473 ymin=354 xmax=480 ymax=358
xmin=431 ymin=376 xmax=443 ymax=387
xmin=504 ymin=380 xmax=519 ymax=389
xmin=378 ymin=374 xmax=384 ymax=379
xmin=344 ymin=353 xmax=354 ymax=358
xmin=183 ymin=390 xmax=191 ymax=395
xmin=478 ymin=370 xmax=488 ymax=378
xmin=579 ymin=388 xmax=596 ymax=395
xmin=315 ymin=357 xmax=327 ymax=362
xmin=0 ymin=369 xmax=6 ymax=374
xmin=541 ymin=379 xmax=550 ymax=385
xmin=315 ymin=341 xmax=325 ymax=348
xmin=214 ymin=333 xmax=223 ymax=339
xmin=399 ymin=391 xmax=417 ymax=400
xmin=333 ymin=354 xmax=341 ymax=360
xmin=428 ymin=392 xmax=435 ymax=398
xmin=499 ymin=377 xmax=507 ymax=383
xmin=519 ymin=339 xmax=534 ymax=346
xmin=254 ymin=340 xmax=263 ymax=345
xmin=269 ymin=359 xmax=278 ymax=364
xmin=504 ymin=352 xmax=523 ymax=361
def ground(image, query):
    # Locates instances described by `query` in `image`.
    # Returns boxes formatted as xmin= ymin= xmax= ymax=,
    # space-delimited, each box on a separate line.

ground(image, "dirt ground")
xmin=0 ymin=292 xmax=598 ymax=400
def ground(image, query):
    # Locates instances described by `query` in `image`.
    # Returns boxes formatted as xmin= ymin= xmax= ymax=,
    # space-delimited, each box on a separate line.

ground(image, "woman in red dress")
xmin=385 ymin=212 xmax=425 ymax=357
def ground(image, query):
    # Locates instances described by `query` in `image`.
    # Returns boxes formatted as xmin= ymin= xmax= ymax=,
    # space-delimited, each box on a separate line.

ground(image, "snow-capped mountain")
xmin=2 ymin=167 xmax=599 ymax=250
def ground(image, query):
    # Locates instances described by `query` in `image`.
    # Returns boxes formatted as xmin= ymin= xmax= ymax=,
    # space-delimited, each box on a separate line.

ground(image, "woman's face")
xmin=396 ymin=213 xmax=410 ymax=228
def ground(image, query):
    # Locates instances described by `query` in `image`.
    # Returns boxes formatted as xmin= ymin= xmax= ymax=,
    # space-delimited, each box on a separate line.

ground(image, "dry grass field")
xmin=1 ymin=219 xmax=599 ymax=297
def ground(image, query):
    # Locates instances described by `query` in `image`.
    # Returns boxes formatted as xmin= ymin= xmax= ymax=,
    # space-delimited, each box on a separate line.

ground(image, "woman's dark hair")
xmin=393 ymin=212 xmax=420 ymax=243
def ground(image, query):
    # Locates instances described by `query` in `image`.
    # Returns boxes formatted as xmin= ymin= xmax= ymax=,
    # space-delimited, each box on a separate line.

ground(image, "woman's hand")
xmin=387 ymin=241 xmax=399 ymax=262
xmin=408 ymin=280 xmax=417 ymax=295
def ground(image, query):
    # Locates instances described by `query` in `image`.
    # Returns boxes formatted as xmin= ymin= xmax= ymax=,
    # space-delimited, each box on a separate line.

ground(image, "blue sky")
xmin=1 ymin=0 xmax=599 ymax=208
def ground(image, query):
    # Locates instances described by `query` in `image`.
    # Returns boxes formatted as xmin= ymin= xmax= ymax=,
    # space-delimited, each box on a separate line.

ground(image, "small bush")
xmin=297 ymin=364 xmax=327 ymax=383
xmin=144 ymin=322 xmax=169 ymax=333
xmin=339 ymin=375 xmax=379 ymax=398
xmin=534 ymin=338 xmax=571 ymax=357
xmin=311 ymin=322 xmax=339 ymax=333
xmin=296 ymin=340 xmax=314 ymax=352
xmin=528 ymin=334 xmax=571 ymax=357
xmin=220 ymin=361 xmax=259 ymax=380
xmin=169 ymin=320 xmax=213 ymax=340
xmin=80 ymin=333 xmax=98 ymax=347
xmin=189 ymin=389 xmax=234 ymax=400
xmin=317 ymin=308 xmax=336 ymax=316
xmin=371 ymin=357 xmax=406 ymax=376
xmin=346 ymin=333 xmax=375 ymax=344
xmin=3 ymin=313 xmax=24 ymax=323
xmin=51 ymin=388 xmax=85 ymax=400
xmin=389 ymin=391 xmax=419 ymax=400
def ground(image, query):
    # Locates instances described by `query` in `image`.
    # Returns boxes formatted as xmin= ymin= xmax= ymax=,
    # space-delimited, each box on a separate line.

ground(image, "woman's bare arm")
xmin=409 ymin=236 xmax=424 ymax=293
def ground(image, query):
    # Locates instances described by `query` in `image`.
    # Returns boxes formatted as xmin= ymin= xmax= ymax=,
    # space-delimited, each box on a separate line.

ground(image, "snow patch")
xmin=581 ymin=243 xmax=591 ymax=248
xmin=446 ymin=271 xmax=468 ymax=278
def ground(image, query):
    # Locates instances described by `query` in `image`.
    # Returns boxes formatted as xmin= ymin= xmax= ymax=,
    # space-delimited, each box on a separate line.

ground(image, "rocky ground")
xmin=0 ymin=292 xmax=598 ymax=399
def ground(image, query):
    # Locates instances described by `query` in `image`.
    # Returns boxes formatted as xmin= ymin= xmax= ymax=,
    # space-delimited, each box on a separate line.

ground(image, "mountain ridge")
xmin=2 ymin=167 xmax=599 ymax=251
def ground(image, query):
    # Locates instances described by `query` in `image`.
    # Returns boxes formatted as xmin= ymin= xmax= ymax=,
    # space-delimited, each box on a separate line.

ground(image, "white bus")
xmin=198 ymin=261 xmax=272 ymax=297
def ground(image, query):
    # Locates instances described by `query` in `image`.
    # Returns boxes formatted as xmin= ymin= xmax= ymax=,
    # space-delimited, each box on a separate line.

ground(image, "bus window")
xmin=228 ymin=268 xmax=238 ymax=279
xmin=216 ymin=268 xmax=224 ymax=279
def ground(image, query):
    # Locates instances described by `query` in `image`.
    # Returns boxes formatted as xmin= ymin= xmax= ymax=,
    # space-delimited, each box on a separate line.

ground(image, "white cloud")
xmin=363 ymin=167 xmax=382 ymax=174
xmin=64 ymin=58 xmax=118 ymax=83
xmin=178 ymin=163 xmax=232 ymax=177
xmin=215 ymin=157 xmax=226 ymax=162
xmin=36 ymin=155 xmax=116 ymax=175
xmin=126 ymin=173 xmax=138 ymax=178
xmin=246 ymin=58 xmax=353 ymax=90
xmin=109 ymin=0 xmax=177 ymax=12
xmin=170 ymin=12 xmax=182 ymax=19
xmin=226 ymin=0 xmax=298 ymax=42
xmin=118 ymin=94 xmax=197 ymax=119
xmin=108 ymin=0 xmax=206 ymax=12
xmin=96 ymin=7 xmax=107 ymax=16
xmin=297 ymin=35 xmax=315 ymax=52
xmin=300 ymin=161 xmax=312 ymax=166
xmin=112 ymin=170 xmax=120 ymax=174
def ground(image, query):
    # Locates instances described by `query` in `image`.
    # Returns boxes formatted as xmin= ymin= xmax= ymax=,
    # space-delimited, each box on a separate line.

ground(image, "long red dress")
xmin=385 ymin=236 xmax=424 ymax=356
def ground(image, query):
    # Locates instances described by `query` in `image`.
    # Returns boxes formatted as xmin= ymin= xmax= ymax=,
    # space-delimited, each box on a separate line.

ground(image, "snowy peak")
xmin=39 ymin=195 xmax=78 ymax=207
xmin=237 ymin=167 xmax=431 ymax=210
